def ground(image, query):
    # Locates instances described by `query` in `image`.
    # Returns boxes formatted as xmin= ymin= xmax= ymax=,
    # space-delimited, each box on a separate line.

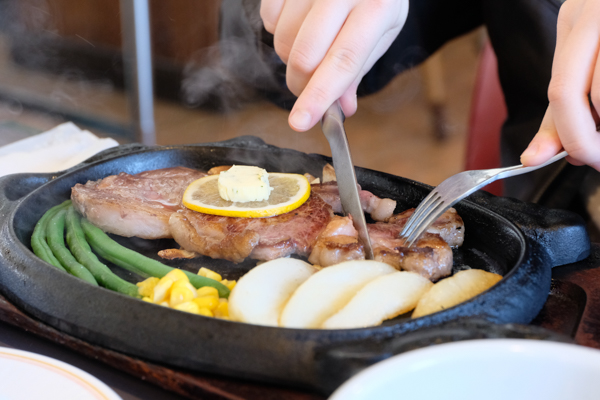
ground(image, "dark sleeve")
xmin=245 ymin=0 xmax=484 ymax=107
xmin=358 ymin=0 xmax=484 ymax=96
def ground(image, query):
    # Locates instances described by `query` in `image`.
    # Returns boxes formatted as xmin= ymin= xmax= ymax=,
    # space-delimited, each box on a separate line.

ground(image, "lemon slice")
xmin=182 ymin=173 xmax=311 ymax=218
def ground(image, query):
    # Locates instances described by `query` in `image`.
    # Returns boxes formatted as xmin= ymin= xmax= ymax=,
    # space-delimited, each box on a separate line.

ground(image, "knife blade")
xmin=321 ymin=100 xmax=374 ymax=260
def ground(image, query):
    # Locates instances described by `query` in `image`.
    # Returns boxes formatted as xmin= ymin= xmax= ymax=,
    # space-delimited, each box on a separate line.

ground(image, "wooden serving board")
xmin=0 ymin=294 xmax=324 ymax=400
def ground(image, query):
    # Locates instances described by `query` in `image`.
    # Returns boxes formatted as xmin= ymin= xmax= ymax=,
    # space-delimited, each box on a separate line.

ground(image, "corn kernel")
xmin=153 ymin=277 xmax=174 ymax=303
xmin=137 ymin=277 xmax=160 ymax=297
xmin=214 ymin=301 xmax=229 ymax=318
xmin=196 ymin=286 xmax=219 ymax=298
xmin=163 ymin=269 xmax=189 ymax=282
xmin=173 ymin=279 xmax=196 ymax=291
xmin=142 ymin=296 xmax=153 ymax=303
xmin=198 ymin=267 xmax=222 ymax=282
xmin=197 ymin=307 xmax=214 ymax=317
xmin=158 ymin=301 xmax=170 ymax=307
xmin=221 ymin=279 xmax=237 ymax=290
xmin=170 ymin=280 xmax=197 ymax=307
xmin=192 ymin=296 xmax=219 ymax=310
xmin=174 ymin=301 xmax=200 ymax=314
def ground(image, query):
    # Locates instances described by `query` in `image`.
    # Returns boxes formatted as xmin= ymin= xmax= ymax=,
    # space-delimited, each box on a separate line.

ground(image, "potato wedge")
xmin=412 ymin=269 xmax=502 ymax=318
xmin=279 ymin=260 xmax=396 ymax=329
xmin=229 ymin=258 xmax=317 ymax=326
xmin=322 ymin=271 xmax=433 ymax=329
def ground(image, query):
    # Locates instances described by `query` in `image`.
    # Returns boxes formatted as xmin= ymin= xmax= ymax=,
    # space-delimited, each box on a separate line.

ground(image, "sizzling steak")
xmin=71 ymin=167 xmax=206 ymax=239
xmin=308 ymin=208 xmax=463 ymax=280
xmin=169 ymin=194 xmax=333 ymax=263
xmin=70 ymin=166 xmax=464 ymax=280
xmin=311 ymin=182 xmax=397 ymax=221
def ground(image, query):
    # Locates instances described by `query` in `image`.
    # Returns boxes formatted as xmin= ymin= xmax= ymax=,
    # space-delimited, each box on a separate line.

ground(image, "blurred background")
xmin=0 ymin=0 xmax=485 ymax=186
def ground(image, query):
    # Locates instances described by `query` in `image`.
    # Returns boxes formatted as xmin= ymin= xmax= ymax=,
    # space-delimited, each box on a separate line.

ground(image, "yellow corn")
xmin=192 ymin=296 xmax=219 ymax=311
xmin=169 ymin=280 xmax=197 ymax=307
xmin=141 ymin=268 xmax=232 ymax=320
xmin=137 ymin=277 xmax=160 ymax=297
xmin=152 ymin=277 xmax=174 ymax=303
xmin=197 ymin=307 xmax=214 ymax=317
xmin=174 ymin=301 xmax=200 ymax=314
xmin=220 ymin=279 xmax=237 ymax=290
xmin=214 ymin=301 xmax=229 ymax=318
xmin=163 ymin=269 xmax=189 ymax=282
xmin=196 ymin=286 xmax=219 ymax=298
xmin=198 ymin=267 xmax=222 ymax=282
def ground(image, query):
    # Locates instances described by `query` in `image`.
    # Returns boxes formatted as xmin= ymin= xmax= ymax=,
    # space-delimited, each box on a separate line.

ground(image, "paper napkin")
xmin=0 ymin=122 xmax=119 ymax=177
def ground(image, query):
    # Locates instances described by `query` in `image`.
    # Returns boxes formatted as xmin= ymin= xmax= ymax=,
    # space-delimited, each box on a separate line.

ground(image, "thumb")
xmin=521 ymin=107 xmax=564 ymax=166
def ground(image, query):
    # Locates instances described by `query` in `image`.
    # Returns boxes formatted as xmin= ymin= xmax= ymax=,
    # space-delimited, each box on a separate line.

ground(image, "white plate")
xmin=329 ymin=339 xmax=600 ymax=400
xmin=0 ymin=347 xmax=122 ymax=400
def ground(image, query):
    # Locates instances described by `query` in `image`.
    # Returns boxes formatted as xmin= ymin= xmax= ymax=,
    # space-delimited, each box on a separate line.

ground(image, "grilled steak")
xmin=71 ymin=167 xmax=205 ymax=239
xmin=169 ymin=194 xmax=333 ymax=263
xmin=387 ymin=207 xmax=465 ymax=248
xmin=308 ymin=215 xmax=365 ymax=266
xmin=311 ymin=182 xmax=397 ymax=221
xmin=308 ymin=208 xmax=462 ymax=280
xmin=70 ymin=167 xmax=464 ymax=280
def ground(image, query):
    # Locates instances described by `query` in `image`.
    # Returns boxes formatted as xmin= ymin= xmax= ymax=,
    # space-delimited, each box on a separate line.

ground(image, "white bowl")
xmin=329 ymin=339 xmax=600 ymax=400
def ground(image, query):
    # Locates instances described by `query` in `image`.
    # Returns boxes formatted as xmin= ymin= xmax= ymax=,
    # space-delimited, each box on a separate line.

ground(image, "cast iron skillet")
xmin=0 ymin=137 xmax=590 ymax=392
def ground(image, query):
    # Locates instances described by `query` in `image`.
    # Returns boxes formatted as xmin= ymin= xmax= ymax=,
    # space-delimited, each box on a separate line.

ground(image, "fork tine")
xmin=403 ymin=175 xmax=458 ymax=234
xmin=403 ymin=196 xmax=447 ymax=244
xmin=401 ymin=150 xmax=569 ymax=248
xmin=401 ymin=190 xmax=440 ymax=236
xmin=404 ymin=200 xmax=449 ymax=247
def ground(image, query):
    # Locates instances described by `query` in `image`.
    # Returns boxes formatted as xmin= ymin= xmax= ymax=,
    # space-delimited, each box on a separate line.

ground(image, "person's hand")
xmin=521 ymin=0 xmax=600 ymax=169
xmin=260 ymin=0 xmax=409 ymax=131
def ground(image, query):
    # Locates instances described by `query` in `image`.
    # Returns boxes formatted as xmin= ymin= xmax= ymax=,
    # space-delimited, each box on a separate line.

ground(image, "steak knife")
xmin=321 ymin=100 xmax=374 ymax=259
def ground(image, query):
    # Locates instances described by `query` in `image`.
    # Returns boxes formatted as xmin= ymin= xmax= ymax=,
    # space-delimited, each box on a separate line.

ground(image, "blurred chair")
xmin=465 ymin=40 xmax=507 ymax=196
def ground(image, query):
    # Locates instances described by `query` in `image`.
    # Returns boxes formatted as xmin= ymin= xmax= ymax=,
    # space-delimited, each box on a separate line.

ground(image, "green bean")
xmin=65 ymin=207 xmax=139 ymax=298
xmin=80 ymin=218 xmax=231 ymax=298
xmin=47 ymin=209 xmax=98 ymax=285
xmin=31 ymin=200 xmax=71 ymax=271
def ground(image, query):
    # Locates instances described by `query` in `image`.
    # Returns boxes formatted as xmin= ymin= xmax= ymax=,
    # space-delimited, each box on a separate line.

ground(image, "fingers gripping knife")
xmin=321 ymin=100 xmax=375 ymax=259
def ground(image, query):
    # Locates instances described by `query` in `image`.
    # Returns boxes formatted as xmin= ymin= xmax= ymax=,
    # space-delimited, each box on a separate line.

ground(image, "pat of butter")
xmin=218 ymin=165 xmax=273 ymax=202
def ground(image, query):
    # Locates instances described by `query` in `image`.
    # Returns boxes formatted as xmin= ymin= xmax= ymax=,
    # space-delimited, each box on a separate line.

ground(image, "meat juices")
xmin=71 ymin=167 xmax=206 ymax=239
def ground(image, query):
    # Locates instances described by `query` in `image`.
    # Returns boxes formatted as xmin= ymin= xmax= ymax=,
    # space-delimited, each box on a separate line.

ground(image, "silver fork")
xmin=400 ymin=151 xmax=569 ymax=247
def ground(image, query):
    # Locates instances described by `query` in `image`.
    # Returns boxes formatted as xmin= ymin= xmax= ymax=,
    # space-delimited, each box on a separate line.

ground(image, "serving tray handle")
xmin=466 ymin=191 xmax=591 ymax=267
